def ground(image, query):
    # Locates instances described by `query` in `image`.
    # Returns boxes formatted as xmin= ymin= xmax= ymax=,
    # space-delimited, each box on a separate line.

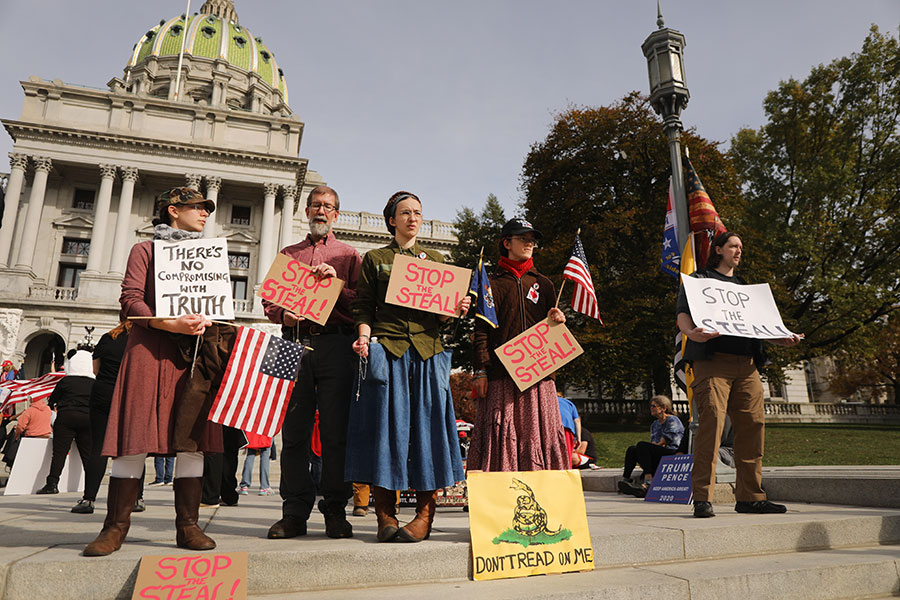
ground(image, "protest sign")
xmin=495 ymin=318 xmax=584 ymax=392
xmin=132 ymin=552 xmax=247 ymax=600
xmin=467 ymin=470 xmax=593 ymax=582
xmin=4 ymin=438 xmax=84 ymax=495
xmin=154 ymin=238 xmax=234 ymax=320
xmin=384 ymin=254 xmax=471 ymax=317
xmin=644 ymin=454 xmax=693 ymax=504
xmin=256 ymin=253 xmax=345 ymax=326
xmin=681 ymin=275 xmax=797 ymax=340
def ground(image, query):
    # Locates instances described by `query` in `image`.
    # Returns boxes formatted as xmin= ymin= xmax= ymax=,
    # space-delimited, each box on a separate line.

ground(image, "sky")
xmin=0 ymin=1 xmax=897 ymax=223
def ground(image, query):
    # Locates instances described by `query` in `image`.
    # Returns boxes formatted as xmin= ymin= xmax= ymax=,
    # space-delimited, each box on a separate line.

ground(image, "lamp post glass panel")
xmin=641 ymin=9 xmax=690 ymax=252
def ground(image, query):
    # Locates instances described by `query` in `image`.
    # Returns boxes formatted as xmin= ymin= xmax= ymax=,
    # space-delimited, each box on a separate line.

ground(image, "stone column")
xmin=14 ymin=156 xmax=52 ymax=271
xmin=204 ymin=176 xmax=222 ymax=238
xmin=185 ymin=173 xmax=202 ymax=190
xmin=0 ymin=153 xmax=29 ymax=268
xmin=84 ymin=164 xmax=117 ymax=274
xmin=257 ymin=182 xmax=278 ymax=284
xmin=279 ymin=184 xmax=298 ymax=249
xmin=108 ymin=166 xmax=139 ymax=277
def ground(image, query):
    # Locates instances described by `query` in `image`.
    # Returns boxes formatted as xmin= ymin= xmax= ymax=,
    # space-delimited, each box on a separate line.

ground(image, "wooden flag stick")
xmin=127 ymin=316 xmax=313 ymax=350
xmin=556 ymin=228 xmax=581 ymax=308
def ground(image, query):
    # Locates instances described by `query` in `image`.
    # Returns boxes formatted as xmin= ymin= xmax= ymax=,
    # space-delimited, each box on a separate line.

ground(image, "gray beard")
xmin=309 ymin=219 xmax=331 ymax=239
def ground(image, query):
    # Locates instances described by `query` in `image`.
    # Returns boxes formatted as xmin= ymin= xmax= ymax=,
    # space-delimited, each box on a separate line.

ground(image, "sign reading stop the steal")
xmin=132 ymin=552 xmax=248 ymax=600
xmin=495 ymin=318 xmax=584 ymax=391
xmin=681 ymin=275 xmax=798 ymax=339
xmin=385 ymin=254 xmax=472 ymax=317
xmin=257 ymin=253 xmax=345 ymax=326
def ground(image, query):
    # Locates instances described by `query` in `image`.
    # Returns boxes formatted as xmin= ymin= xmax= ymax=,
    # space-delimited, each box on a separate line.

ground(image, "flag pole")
xmin=173 ymin=0 xmax=192 ymax=101
xmin=556 ymin=228 xmax=580 ymax=308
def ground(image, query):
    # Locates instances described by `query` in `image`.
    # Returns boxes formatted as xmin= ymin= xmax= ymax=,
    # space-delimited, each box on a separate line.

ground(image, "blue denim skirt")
xmin=344 ymin=343 xmax=465 ymax=491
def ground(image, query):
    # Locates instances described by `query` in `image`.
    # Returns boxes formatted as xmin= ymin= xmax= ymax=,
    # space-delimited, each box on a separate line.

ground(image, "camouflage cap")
xmin=156 ymin=186 xmax=216 ymax=214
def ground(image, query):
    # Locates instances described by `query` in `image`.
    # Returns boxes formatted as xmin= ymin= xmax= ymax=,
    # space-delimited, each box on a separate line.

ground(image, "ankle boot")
xmin=174 ymin=477 xmax=216 ymax=550
xmin=83 ymin=477 xmax=142 ymax=556
xmin=397 ymin=490 xmax=437 ymax=542
xmin=373 ymin=486 xmax=400 ymax=542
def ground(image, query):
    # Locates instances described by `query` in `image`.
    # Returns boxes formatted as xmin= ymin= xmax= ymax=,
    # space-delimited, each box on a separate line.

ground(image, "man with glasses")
xmin=262 ymin=185 xmax=362 ymax=539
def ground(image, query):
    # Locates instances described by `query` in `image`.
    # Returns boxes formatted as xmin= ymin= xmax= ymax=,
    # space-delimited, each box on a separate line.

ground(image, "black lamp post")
xmin=642 ymin=2 xmax=690 ymax=253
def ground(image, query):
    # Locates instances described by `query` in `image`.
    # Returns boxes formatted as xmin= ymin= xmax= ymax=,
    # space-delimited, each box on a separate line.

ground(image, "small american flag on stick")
xmin=562 ymin=233 xmax=603 ymax=323
xmin=208 ymin=326 xmax=303 ymax=437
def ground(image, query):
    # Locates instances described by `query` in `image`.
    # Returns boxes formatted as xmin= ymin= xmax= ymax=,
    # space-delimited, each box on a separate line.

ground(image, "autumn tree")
xmin=828 ymin=314 xmax=900 ymax=403
xmin=729 ymin=26 xmax=900 ymax=369
xmin=520 ymin=93 xmax=741 ymax=398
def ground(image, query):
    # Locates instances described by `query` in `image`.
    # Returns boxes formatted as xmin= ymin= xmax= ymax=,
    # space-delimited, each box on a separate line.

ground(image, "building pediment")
xmin=52 ymin=214 xmax=94 ymax=229
xmin=221 ymin=229 xmax=259 ymax=244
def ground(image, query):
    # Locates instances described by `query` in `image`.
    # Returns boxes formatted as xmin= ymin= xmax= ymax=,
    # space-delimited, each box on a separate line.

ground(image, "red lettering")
xmin=191 ymin=557 xmax=211 ymax=578
xmin=535 ymin=322 xmax=551 ymax=343
xmin=282 ymin=260 xmax=302 ymax=282
xmin=174 ymin=587 xmax=196 ymax=600
xmin=514 ymin=365 xmax=533 ymax=383
xmin=426 ymin=293 xmax=444 ymax=312
xmin=211 ymin=555 xmax=232 ymax=579
xmin=404 ymin=262 xmax=419 ymax=283
xmin=156 ymin=557 xmax=178 ymax=580
xmin=139 ymin=587 xmax=163 ymax=600
xmin=396 ymin=287 xmax=410 ymax=304
xmin=502 ymin=343 xmax=525 ymax=363
xmin=526 ymin=333 xmax=543 ymax=349
xmin=535 ymin=354 xmax=553 ymax=371
xmin=259 ymin=278 xmax=277 ymax=301
xmin=441 ymin=270 xmax=454 ymax=287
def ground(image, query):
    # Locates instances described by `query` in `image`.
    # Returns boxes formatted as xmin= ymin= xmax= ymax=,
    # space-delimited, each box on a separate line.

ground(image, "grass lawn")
xmin=590 ymin=423 xmax=900 ymax=469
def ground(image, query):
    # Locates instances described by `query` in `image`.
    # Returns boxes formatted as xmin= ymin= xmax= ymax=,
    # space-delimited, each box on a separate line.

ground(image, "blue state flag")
xmin=661 ymin=178 xmax=680 ymax=279
xmin=469 ymin=257 xmax=498 ymax=328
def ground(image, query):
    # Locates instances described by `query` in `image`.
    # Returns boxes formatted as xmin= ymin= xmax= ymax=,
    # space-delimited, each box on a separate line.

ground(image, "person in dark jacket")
xmin=36 ymin=347 xmax=95 ymax=494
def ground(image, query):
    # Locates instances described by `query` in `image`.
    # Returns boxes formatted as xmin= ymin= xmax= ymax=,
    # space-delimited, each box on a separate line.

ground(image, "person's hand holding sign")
xmin=438 ymin=295 xmax=472 ymax=322
xmin=548 ymin=307 xmax=565 ymax=324
xmin=151 ymin=313 xmax=211 ymax=336
xmin=311 ymin=262 xmax=337 ymax=280
xmin=769 ymin=333 xmax=804 ymax=347
xmin=686 ymin=326 xmax=721 ymax=343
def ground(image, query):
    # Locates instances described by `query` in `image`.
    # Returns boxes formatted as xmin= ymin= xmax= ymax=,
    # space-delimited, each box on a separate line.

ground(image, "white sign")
xmin=681 ymin=275 xmax=797 ymax=340
xmin=154 ymin=238 xmax=234 ymax=320
xmin=4 ymin=438 xmax=84 ymax=495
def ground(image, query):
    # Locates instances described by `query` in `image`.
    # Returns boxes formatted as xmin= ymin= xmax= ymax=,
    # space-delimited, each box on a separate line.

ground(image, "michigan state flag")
xmin=469 ymin=256 xmax=498 ymax=328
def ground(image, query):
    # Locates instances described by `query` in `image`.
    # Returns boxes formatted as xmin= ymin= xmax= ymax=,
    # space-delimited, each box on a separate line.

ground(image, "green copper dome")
xmin=127 ymin=1 xmax=288 ymax=105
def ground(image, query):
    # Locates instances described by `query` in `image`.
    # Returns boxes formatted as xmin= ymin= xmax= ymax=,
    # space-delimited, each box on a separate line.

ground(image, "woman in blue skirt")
xmin=347 ymin=191 xmax=470 ymax=543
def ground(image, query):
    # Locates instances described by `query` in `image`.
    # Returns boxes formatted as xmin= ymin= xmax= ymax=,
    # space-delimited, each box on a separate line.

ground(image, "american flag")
xmin=0 ymin=372 xmax=64 ymax=411
xmin=208 ymin=326 xmax=304 ymax=437
xmin=562 ymin=234 xmax=603 ymax=323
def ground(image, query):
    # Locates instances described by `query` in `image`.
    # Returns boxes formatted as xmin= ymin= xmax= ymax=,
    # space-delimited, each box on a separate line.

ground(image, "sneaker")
xmin=258 ymin=488 xmax=274 ymax=496
xmin=164 ymin=481 xmax=173 ymax=486
xmin=147 ymin=480 xmax=165 ymax=487
xmin=200 ymin=502 xmax=220 ymax=508
xmin=133 ymin=498 xmax=146 ymax=512
xmin=352 ymin=505 xmax=368 ymax=517
xmin=239 ymin=486 xmax=250 ymax=495
xmin=735 ymin=500 xmax=787 ymax=514
xmin=71 ymin=499 xmax=94 ymax=514
xmin=36 ymin=484 xmax=59 ymax=495
xmin=693 ymin=501 xmax=716 ymax=518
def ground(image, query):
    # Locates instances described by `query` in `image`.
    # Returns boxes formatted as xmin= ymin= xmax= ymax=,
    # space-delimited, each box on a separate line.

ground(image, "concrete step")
xmin=3 ymin=488 xmax=900 ymax=599
xmin=763 ymin=466 xmax=900 ymax=509
xmin=267 ymin=544 xmax=900 ymax=600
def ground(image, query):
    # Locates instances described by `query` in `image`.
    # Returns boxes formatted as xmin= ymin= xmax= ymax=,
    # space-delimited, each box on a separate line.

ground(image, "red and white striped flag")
xmin=208 ymin=326 xmax=304 ymax=437
xmin=0 ymin=372 xmax=64 ymax=410
xmin=562 ymin=234 xmax=603 ymax=323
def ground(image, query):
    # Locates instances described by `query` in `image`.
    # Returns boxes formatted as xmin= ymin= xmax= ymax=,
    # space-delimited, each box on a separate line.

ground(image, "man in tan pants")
xmin=676 ymin=232 xmax=802 ymax=518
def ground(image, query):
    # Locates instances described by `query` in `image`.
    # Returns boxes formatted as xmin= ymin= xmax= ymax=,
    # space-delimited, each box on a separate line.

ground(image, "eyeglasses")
xmin=181 ymin=203 xmax=210 ymax=213
xmin=309 ymin=202 xmax=337 ymax=213
xmin=511 ymin=236 xmax=538 ymax=248
xmin=397 ymin=209 xmax=422 ymax=219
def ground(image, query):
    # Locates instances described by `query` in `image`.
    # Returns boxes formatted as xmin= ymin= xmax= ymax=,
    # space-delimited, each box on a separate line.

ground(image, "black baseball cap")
xmin=500 ymin=218 xmax=542 ymax=240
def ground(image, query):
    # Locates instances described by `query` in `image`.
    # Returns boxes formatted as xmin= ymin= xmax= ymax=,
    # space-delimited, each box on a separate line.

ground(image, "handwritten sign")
xmin=154 ymin=238 xmax=234 ymax=320
xmin=132 ymin=552 xmax=248 ymax=600
xmin=467 ymin=470 xmax=594 ymax=581
xmin=384 ymin=254 xmax=472 ymax=316
xmin=495 ymin=318 xmax=584 ymax=392
xmin=681 ymin=275 xmax=797 ymax=339
xmin=644 ymin=454 xmax=693 ymax=504
xmin=256 ymin=253 xmax=345 ymax=326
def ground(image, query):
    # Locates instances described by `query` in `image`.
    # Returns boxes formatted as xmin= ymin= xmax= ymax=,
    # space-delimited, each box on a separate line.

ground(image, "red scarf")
xmin=498 ymin=256 xmax=533 ymax=279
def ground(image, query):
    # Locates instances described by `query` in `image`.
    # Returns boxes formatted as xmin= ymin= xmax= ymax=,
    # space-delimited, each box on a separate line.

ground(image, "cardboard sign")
xmin=681 ymin=275 xmax=797 ymax=339
xmin=644 ymin=454 xmax=693 ymax=504
xmin=132 ymin=552 xmax=248 ymax=600
xmin=154 ymin=238 xmax=234 ymax=320
xmin=256 ymin=253 xmax=345 ymax=326
xmin=3 ymin=438 xmax=84 ymax=495
xmin=467 ymin=470 xmax=594 ymax=581
xmin=384 ymin=254 xmax=472 ymax=316
xmin=495 ymin=319 xmax=584 ymax=392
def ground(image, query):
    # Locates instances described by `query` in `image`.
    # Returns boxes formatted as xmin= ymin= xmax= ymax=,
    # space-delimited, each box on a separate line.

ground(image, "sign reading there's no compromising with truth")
xmin=153 ymin=238 xmax=234 ymax=320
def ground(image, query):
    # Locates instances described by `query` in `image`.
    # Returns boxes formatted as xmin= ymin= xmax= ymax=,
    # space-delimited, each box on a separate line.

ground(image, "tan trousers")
xmin=353 ymin=483 xmax=399 ymax=507
xmin=691 ymin=353 xmax=767 ymax=503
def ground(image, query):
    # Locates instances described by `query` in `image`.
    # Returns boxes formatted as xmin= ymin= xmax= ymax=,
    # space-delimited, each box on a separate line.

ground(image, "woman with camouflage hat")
xmin=84 ymin=187 xmax=221 ymax=557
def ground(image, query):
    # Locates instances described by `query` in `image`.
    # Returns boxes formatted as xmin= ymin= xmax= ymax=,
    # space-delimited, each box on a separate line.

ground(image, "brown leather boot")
xmin=397 ymin=490 xmax=437 ymax=542
xmin=373 ymin=486 xmax=400 ymax=542
xmin=83 ymin=477 xmax=142 ymax=556
xmin=174 ymin=477 xmax=217 ymax=550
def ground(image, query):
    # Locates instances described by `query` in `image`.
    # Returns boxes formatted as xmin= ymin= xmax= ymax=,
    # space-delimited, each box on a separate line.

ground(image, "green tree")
xmin=729 ymin=26 xmax=900 ymax=369
xmin=444 ymin=194 xmax=507 ymax=370
xmin=828 ymin=313 xmax=900 ymax=403
xmin=520 ymin=93 xmax=740 ymax=398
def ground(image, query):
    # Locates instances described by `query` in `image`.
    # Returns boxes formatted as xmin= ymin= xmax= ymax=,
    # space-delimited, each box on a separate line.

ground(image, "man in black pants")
xmin=262 ymin=186 xmax=362 ymax=539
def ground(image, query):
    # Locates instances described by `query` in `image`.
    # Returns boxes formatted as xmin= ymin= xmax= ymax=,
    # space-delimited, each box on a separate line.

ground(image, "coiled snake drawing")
xmin=510 ymin=478 xmax=561 ymax=537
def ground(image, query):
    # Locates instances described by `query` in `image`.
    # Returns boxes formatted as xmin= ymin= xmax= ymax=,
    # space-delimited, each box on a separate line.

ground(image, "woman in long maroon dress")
xmin=84 ymin=187 xmax=219 ymax=556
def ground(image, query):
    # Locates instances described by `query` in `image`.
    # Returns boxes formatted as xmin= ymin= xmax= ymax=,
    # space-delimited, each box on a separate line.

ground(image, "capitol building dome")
xmin=122 ymin=0 xmax=290 ymax=115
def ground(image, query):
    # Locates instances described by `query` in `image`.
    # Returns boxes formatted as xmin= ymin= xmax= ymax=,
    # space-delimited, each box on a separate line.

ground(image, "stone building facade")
xmin=0 ymin=0 xmax=455 ymax=377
